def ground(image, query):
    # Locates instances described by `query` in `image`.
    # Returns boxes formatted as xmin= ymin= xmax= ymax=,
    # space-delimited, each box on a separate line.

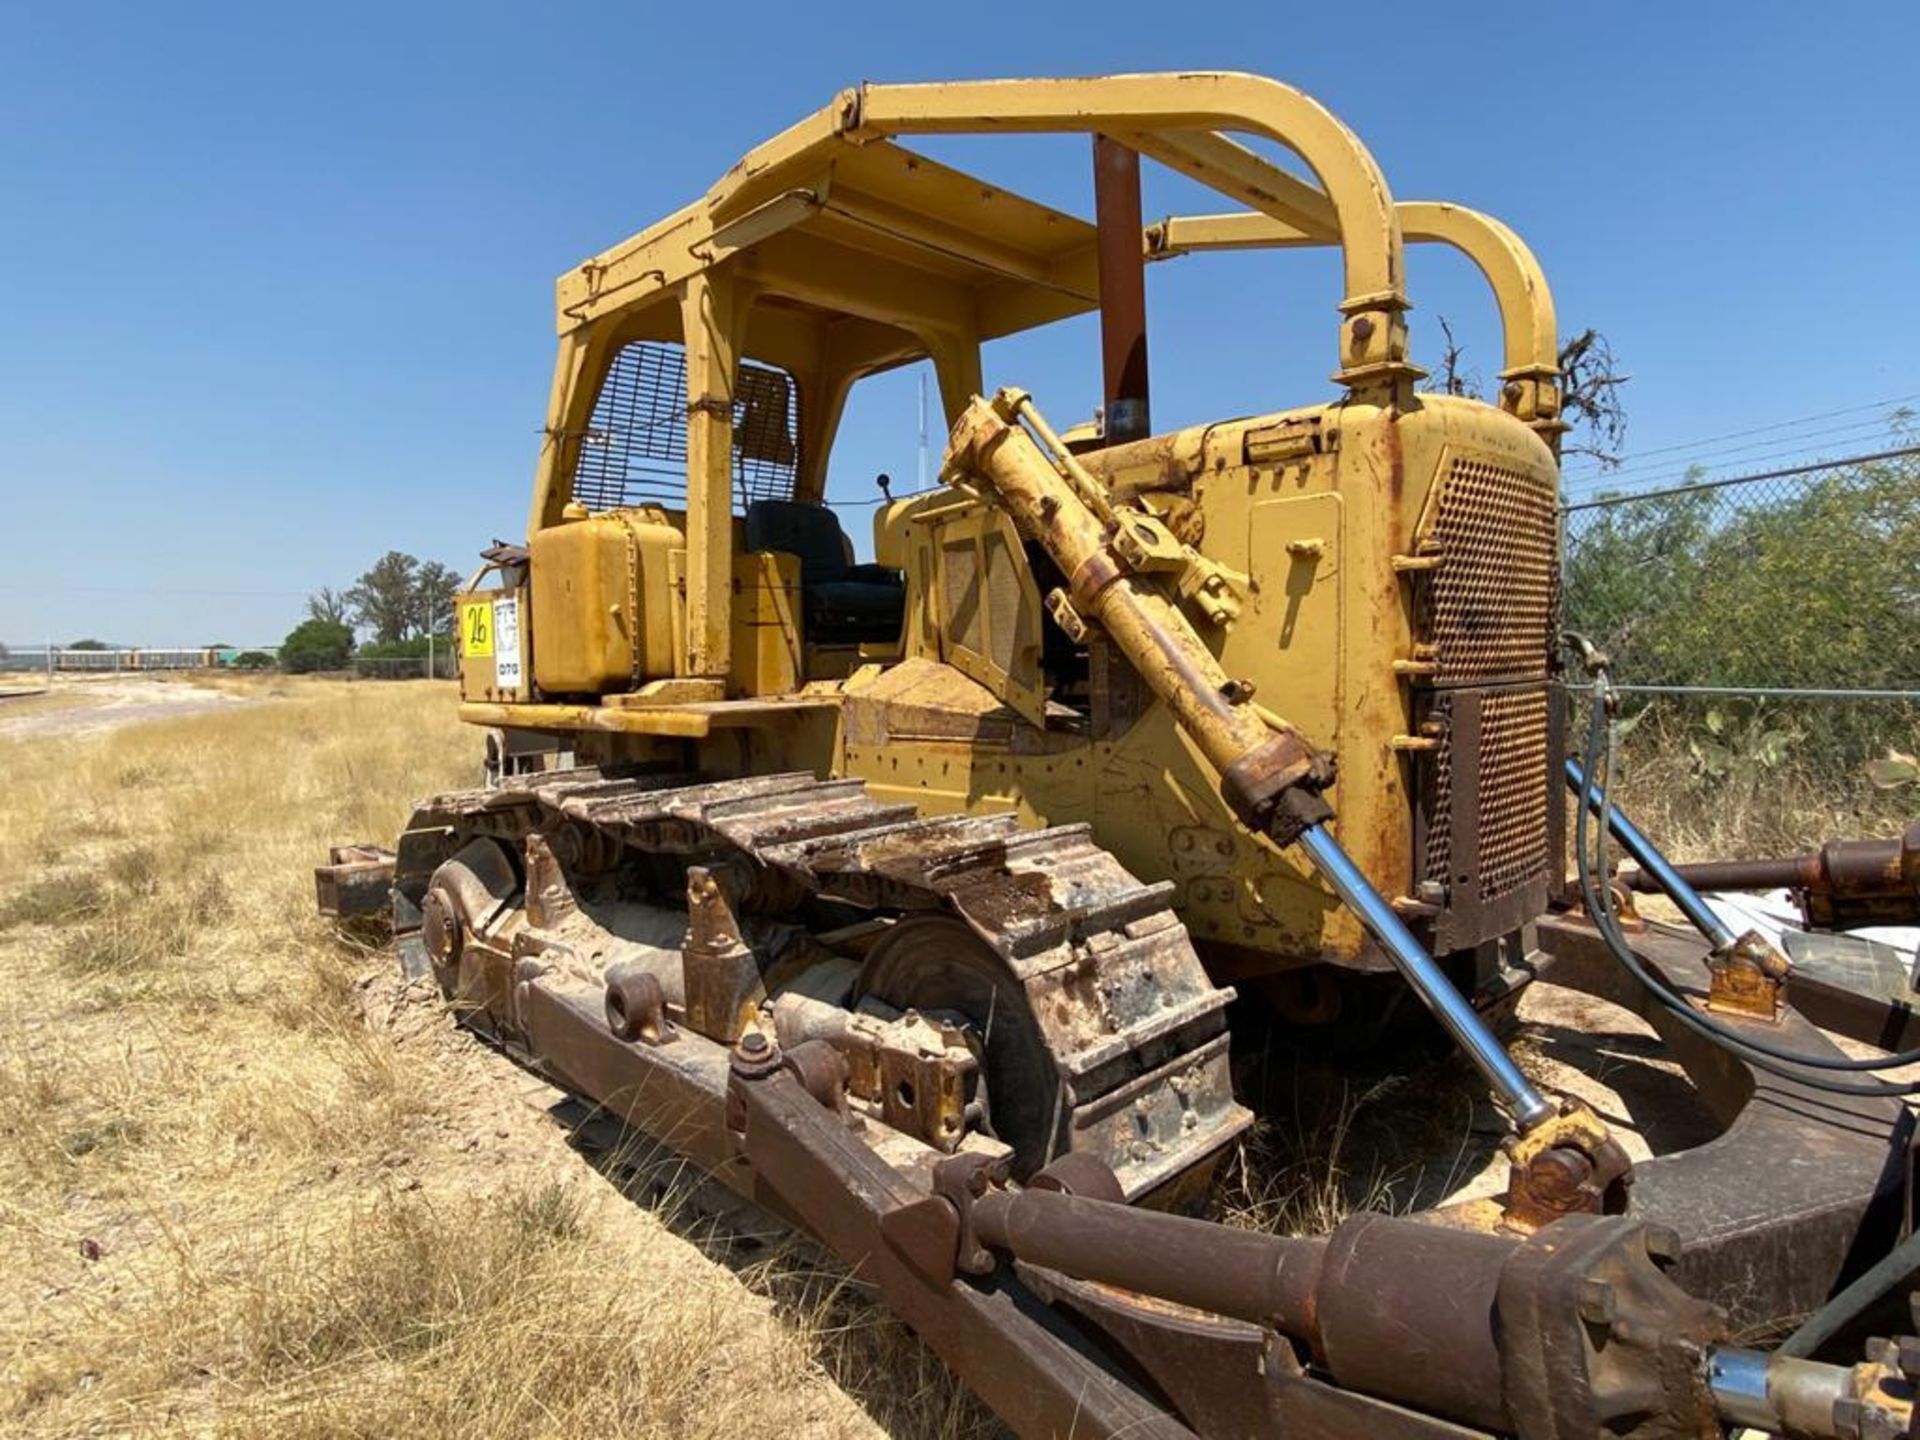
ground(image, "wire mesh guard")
xmin=571 ymin=341 xmax=799 ymax=513
xmin=1428 ymin=456 xmax=1558 ymax=684
xmin=1417 ymin=454 xmax=1559 ymax=905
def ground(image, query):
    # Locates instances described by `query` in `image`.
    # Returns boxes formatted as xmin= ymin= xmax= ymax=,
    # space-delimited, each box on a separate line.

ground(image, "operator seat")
xmin=744 ymin=500 xmax=905 ymax=645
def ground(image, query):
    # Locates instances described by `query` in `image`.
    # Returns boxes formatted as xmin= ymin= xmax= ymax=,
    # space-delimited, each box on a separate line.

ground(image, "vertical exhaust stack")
xmin=1093 ymin=136 xmax=1150 ymax=444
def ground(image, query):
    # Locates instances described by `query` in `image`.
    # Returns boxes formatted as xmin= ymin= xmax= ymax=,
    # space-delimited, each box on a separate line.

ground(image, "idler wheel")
xmin=420 ymin=883 xmax=464 ymax=996
xmin=419 ymin=837 xmax=517 ymax=1012
xmin=856 ymin=914 xmax=1061 ymax=1178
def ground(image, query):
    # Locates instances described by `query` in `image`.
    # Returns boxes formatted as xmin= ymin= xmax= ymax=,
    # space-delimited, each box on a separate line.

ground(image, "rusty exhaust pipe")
xmin=1619 ymin=822 xmax=1920 ymax=930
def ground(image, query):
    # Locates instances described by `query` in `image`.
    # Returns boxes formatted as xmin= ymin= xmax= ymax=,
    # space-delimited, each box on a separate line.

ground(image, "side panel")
xmin=731 ymin=550 xmax=802 ymax=697
xmin=457 ymin=586 xmax=530 ymax=704
xmin=926 ymin=508 xmax=1049 ymax=727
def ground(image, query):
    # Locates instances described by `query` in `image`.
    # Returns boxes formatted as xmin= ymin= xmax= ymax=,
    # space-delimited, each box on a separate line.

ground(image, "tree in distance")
xmin=320 ymin=553 xmax=464 ymax=646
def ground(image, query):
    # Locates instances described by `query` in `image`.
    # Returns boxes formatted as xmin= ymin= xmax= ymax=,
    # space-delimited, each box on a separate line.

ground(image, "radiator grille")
xmin=571 ymin=341 xmax=798 ymax=514
xmin=1425 ymin=700 xmax=1455 ymax=885
xmin=1417 ymin=452 xmax=1559 ymax=916
xmin=1474 ymin=690 xmax=1551 ymax=899
xmin=1427 ymin=456 xmax=1558 ymax=683
xmin=1422 ymin=689 xmax=1552 ymax=901
xmin=985 ymin=532 xmax=1023 ymax=674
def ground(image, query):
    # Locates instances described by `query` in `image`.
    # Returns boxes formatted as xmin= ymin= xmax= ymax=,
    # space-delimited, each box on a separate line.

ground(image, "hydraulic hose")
xmin=1566 ymin=757 xmax=1735 ymax=948
xmin=1571 ymin=674 xmax=1920 ymax=1096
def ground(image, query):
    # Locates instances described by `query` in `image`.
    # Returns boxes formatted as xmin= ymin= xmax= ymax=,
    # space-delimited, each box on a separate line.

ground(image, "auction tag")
xmin=459 ymin=599 xmax=493 ymax=658
xmin=493 ymin=596 xmax=522 ymax=690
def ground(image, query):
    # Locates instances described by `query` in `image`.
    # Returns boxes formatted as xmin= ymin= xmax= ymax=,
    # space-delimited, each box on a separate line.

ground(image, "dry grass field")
xmin=0 ymin=680 xmax=985 ymax=1439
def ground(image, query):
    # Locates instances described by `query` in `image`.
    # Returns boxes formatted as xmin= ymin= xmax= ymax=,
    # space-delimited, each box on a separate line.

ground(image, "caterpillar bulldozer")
xmin=319 ymin=73 xmax=1920 ymax=1440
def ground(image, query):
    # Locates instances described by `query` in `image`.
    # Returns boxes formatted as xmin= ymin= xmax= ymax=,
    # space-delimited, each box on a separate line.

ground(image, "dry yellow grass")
xmin=1579 ymin=705 xmax=1916 ymax=864
xmin=0 ymin=679 xmax=990 ymax=1439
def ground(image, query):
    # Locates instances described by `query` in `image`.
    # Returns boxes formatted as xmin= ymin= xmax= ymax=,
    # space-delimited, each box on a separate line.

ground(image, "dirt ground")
xmin=0 ymin=675 xmax=1856 ymax=1436
xmin=0 ymin=675 xmax=252 ymax=742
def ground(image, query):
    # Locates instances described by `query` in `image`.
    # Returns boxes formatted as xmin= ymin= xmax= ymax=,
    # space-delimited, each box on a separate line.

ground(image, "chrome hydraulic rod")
xmin=1296 ymin=823 xmax=1555 ymax=1133
xmin=1565 ymin=757 xmax=1738 ymax=948
xmin=1706 ymin=1345 xmax=1890 ymax=1439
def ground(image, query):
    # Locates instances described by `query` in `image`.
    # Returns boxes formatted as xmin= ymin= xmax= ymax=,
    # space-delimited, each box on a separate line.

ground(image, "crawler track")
xmin=392 ymin=767 xmax=1250 ymax=1199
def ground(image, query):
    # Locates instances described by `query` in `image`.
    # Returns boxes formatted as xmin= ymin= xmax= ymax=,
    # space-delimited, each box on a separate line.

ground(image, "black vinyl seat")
xmin=744 ymin=500 xmax=905 ymax=645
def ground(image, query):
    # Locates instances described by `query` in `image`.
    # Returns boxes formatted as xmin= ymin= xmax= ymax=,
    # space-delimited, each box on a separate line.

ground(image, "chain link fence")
xmin=1560 ymin=446 xmax=1920 ymax=856
xmin=350 ymin=652 xmax=458 ymax=680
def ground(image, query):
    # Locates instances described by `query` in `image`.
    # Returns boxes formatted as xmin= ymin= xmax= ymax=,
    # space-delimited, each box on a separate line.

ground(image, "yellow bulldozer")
xmin=320 ymin=72 xmax=1920 ymax=1440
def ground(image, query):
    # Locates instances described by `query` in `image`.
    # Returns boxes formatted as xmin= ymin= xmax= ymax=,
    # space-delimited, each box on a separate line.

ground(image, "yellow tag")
xmin=460 ymin=600 xmax=493 ymax=657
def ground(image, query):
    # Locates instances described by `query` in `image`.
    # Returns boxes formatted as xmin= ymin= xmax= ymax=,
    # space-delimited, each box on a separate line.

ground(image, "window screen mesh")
xmin=570 ymin=341 xmax=799 ymax=513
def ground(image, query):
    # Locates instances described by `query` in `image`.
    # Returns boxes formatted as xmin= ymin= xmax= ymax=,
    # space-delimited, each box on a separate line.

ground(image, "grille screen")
xmin=1473 ymin=690 xmax=1551 ymax=899
xmin=1418 ymin=453 xmax=1559 ymax=913
xmin=1422 ymin=690 xmax=1552 ymax=900
xmin=1427 ymin=456 xmax=1558 ymax=683
xmin=571 ymin=341 xmax=798 ymax=514
xmin=943 ymin=539 xmax=983 ymax=655
xmin=985 ymin=532 xmax=1023 ymax=674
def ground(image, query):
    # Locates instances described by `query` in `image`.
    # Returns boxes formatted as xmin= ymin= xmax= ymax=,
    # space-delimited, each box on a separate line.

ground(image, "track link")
xmin=397 ymin=767 xmax=1250 ymax=1199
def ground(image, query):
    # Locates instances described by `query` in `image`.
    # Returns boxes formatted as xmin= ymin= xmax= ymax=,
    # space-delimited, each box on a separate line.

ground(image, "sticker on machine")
xmin=459 ymin=599 xmax=493 ymax=658
xmin=492 ymin=596 xmax=522 ymax=690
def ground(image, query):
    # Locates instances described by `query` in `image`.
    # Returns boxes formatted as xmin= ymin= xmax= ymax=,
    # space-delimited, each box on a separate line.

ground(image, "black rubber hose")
xmin=1573 ymin=684 xmax=1920 ymax=1098
xmin=1578 ymin=712 xmax=1920 ymax=1072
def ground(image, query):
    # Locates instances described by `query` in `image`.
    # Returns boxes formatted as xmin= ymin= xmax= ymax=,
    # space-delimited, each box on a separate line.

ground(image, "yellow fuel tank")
xmin=529 ymin=508 xmax=684 ymax=694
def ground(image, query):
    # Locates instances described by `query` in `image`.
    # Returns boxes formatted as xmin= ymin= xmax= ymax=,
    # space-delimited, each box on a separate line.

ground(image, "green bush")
xmin=232 ymin=651 xmax=276 ymax=671
xmin=279 ymin=619 xmax=354 ymax=674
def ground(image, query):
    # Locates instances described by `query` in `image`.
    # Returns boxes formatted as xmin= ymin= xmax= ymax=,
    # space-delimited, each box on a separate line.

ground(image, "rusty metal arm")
xmin=728 ymin=1044 xmax=1836 ymax=1440
xmin=1621 ymin=822 xmax=1920 ymax=931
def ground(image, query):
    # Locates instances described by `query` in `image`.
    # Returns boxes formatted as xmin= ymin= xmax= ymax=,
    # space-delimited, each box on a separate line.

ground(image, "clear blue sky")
xmin=2 ymin=4 xmax=1915 ymax=646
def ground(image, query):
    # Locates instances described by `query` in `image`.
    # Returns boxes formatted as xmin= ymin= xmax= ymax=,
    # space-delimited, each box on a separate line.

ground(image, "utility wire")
xmin=1561 ymin=390 xmax=1920 ymax=479
xmin=1561 ymin=443 xmax=1920 ymax=511
xmin=1564 ymin=415 xmax=1910 ymax=492
xmin=1564 ymin=428 xmax=1912 ymax=497
xmin=1562 ymin=430 xmax=1914 ymax=500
